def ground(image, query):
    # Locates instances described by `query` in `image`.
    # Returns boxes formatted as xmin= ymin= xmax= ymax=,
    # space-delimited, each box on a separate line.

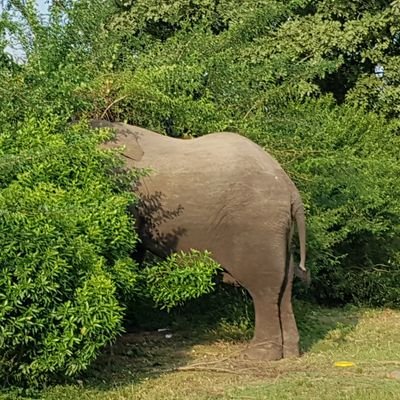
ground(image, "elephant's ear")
xmin=91 ymin=120 xmax=144 ymax=162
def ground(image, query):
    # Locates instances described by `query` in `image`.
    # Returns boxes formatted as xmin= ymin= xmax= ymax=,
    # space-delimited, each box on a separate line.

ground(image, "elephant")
xmin=91 ymin=120 xmax=307 ymax=361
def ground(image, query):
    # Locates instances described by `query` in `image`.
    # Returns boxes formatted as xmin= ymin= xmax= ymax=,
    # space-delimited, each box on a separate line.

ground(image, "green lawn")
xmin=2 ymin=299 xmax=400 ymax=399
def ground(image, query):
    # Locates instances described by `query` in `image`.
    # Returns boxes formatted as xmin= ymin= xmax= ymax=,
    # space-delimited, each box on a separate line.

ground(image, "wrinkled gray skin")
xmin=91 ymin=120 xmax=307 ymax=360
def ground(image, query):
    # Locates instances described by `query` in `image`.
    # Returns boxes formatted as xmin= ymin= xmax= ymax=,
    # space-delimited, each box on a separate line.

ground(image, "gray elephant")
xmin=91 ymin=120 xmax=307 ymax=361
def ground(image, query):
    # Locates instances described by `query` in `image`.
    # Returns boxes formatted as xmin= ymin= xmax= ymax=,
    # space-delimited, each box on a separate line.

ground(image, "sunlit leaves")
xmin=143 ymin=250 xmax=221 ymax=310
xmin=0 ymin=118 xmax=139 ymax=387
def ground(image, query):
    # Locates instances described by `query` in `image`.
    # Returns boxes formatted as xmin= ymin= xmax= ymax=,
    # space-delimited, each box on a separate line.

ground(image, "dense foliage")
xmin=1 ymin=0 xmax=400 ymax=387
xmin=143 ymin=250 xmax=221 ymax=310
xmin=0 ymin=117 xmax=140 ymax=386
xmin=0 ymin=0 xmax=219 ymax=387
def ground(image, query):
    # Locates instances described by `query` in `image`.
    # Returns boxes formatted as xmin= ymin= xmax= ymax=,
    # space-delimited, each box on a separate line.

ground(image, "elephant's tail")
xmin=292 ymin=195 xmax=310 ymax=285
xmin=292 ymin=194 xmax=307 ymax=273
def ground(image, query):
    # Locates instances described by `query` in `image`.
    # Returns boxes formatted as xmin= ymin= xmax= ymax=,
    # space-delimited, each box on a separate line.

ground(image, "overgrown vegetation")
xmin=0 ymin=116 xmax=140 ymax=387
xmin=1 ymin=0 xmax=400 ymax=389
xmin=143 ymin=250 xmax=221 ymax=311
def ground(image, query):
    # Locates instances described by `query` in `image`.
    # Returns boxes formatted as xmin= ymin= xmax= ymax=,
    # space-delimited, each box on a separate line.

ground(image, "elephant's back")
xmin=140 ymin=131 xmax=285 ymax=178
xmin=94 ymin=121 xmax=285 ymax=182
xmin=196 ymin=132 xmax=284 ymax=173
xmin=138 ymin=131 xmax=294 ymax=209
xmin=134 ymin=129 xmax=296 ymax=255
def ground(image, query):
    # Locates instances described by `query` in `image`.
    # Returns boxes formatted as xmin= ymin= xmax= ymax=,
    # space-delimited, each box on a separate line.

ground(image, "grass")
xmin=1 ymin=288 xmax=400 ymax=399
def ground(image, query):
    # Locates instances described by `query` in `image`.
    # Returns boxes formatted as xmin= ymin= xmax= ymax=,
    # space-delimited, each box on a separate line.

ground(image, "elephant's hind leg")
xmin=279 ymin=254 xmax=300 ymax=358
xmin=242 ymin=288 xmax=284 ymax=361
xmin=231 ymin=241 xmax=288 ymax=361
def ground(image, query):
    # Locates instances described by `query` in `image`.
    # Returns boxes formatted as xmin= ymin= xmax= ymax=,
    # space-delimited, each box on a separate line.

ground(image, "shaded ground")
xmin=79 ymin=288 xmax=362 ymax=390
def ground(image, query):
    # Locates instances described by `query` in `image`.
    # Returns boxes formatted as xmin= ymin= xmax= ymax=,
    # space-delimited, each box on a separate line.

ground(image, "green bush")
xmin=247 ymin=98 xmax=400 ymax=306
xmin=143 ymin=250 xmax=221 ymax=310
xmin=0 ymin=117 xmax=139 ymax=387
xmin=0 ymin=1 xmax=225 ymax=386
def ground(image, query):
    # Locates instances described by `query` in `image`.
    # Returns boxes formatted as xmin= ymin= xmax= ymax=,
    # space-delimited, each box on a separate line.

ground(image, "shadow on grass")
xmin=80 ymin=285 xmax=253 ymax=390
xmin=78 ymin=284 xmax=360 ymax=392
xmin=294 ymin=300 xmax=360 ymax=353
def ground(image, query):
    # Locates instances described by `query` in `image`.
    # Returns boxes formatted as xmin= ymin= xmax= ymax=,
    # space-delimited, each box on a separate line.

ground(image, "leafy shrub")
xmin=143 ymin=250 xmax=221 ymax=310
xmin=0 ymin=2 xmax=226 ymax=386
xmin=0 ymin=117 xmax=139 ymax=387
xmin=246 ymin=98 xmax=400 ymax=306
